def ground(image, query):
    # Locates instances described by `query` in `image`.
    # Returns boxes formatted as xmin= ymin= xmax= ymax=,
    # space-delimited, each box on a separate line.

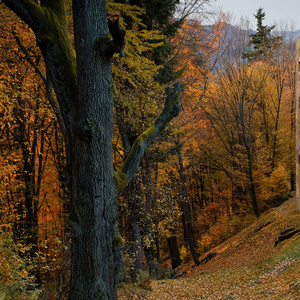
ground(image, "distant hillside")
xmin=294 ymin=29 xmax=300 ymax=39
xmin=205 ymin=23 xmax=300 ymax=41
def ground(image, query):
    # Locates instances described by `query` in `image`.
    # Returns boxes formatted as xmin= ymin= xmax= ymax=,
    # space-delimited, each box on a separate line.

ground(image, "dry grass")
xmin=119 ymin=198 xmax=300 ymax=299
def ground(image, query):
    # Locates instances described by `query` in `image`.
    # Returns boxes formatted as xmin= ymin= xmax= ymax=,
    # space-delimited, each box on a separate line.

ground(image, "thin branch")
xmin=11 ymin=29 xmax=67 ymax=143
xmin=12 ymin=30 xmax=47 ymax=83
xmin=177 ymin=0 xmax=211 ymax=20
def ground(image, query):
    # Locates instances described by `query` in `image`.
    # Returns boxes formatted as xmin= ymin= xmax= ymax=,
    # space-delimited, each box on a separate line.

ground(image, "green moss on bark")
xmin=95 ymin=33 xmax=112 ymax=47
xmin=115 ymin=232 xmax=125 ymax=246
xmin=138 ymin=125 xmax=156 ymax=143
xmin=114 ymin=170 xmax=127 ymax=192
xmin=37 ymin=6 xmax=77 ymax=85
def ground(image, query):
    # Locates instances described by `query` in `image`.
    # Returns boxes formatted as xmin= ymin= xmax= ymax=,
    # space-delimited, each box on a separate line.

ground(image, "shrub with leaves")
xmin=261 ymin=165 xmax=290 ymax=209
xmin=0 ymin=227 xmax=37 ymax=297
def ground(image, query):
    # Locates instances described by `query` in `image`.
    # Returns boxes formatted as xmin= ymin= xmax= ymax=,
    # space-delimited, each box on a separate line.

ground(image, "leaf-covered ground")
xmin=119 ymin=198 xmax=300 ymax=299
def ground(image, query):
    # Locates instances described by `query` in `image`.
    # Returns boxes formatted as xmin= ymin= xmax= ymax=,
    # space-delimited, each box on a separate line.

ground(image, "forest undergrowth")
xmin=0 ymin=199 xmax=299 ymax=300
xmin=119 ymin=197 xmax=300 ymax=299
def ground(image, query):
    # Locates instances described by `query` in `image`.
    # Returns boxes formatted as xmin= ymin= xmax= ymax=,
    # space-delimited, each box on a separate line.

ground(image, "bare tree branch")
xmin=12 ymin=30 xmax=47 ymax=83
xmin=11 ymin=29 xmax=67 ymax=150
xmin=176 ymin=0 xmax=212 ymax=20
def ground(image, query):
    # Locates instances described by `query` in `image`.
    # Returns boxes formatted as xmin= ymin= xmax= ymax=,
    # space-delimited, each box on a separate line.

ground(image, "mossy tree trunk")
xmin=2 ymin=0 xmax=182 ymax=299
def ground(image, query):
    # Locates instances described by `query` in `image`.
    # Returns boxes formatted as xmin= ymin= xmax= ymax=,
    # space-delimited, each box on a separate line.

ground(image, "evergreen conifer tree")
xmin=243 ymin=8 xmax=282 ymax=61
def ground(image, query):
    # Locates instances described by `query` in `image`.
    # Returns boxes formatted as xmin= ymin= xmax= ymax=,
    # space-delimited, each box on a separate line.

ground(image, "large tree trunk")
xmin=69 ymin=1 xmax=122 ymax=299
xmin=2 ymin=1 xmax=182 ymax=299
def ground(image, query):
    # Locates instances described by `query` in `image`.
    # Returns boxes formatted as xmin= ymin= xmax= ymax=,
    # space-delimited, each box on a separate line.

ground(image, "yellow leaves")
xmin=107 ymin=1 xmax=145 ymax=28
xmin=260 ymin=165 xmax=290 ymax=208
xmin=179 ymin=245 xmax=189 ymax=262
xmin=18 ymin=244 xmax=33 ymax=254
xmin=108 ymin=1 xmax=165 ymax=133
xmin=107 ymin=0 xmax=164 ymax=60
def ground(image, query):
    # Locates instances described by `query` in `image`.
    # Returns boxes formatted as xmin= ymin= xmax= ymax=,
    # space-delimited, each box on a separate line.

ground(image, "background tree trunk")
xmin=176 ymin=135 xmax=200 ymax=266
xmin=296 ymin=36 xmax=300 ymax=212
xmin=167 ymin=235 xmax=181 ymax=269
xmin=125 ymin=176 xmax=143 ymax=283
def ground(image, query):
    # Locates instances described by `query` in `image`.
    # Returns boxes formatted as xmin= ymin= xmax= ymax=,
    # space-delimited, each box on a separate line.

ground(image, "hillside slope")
xmin=119 ymin=197 xmax=300 ymax=299
xmin=185 ymin=196 xmax=300 ymax=275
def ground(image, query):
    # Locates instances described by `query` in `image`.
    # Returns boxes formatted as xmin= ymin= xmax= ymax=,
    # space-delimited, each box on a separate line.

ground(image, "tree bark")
xmin=141 ymin=153 xmax=159 ymax=277
xmin=69 ymin=1 xmax=123 ymax=298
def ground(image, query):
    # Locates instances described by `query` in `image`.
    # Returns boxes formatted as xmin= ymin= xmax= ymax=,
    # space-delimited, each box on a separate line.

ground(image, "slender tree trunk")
xmin=289 ymin=93 xmax=295 ymax=191
xmin=125 ymin=176 xmax=143 ymax=283
xmin=296 ymin=37 xmax=300 ymax=211
xmin=176 ymin=136 xmax=199 ymax=266
xmin=116 ymin=107 xmax=158 ymax=279
xmin=128 ymin=218 xmax=143 ymax=281
xmin=240 ymin=95 xmax=259 ymax=217
xmin=13 ymin=94 xmax=42 ymax=282
xmin=141 ymin=153 xmax=159 ymax=277
xmin=167 ymin=235 xmax=181 ymax=269
xmin=270 ymin=86 xmax=283 ymax=171
xmin=246 ymin=150 xmax=259 ymax=217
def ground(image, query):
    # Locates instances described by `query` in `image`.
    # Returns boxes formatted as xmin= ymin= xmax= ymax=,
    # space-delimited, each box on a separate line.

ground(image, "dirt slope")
xmin=119 ymin=197 xmax=300 ymax=299
xmin=182 ymin=197 xmax=300 ymax=276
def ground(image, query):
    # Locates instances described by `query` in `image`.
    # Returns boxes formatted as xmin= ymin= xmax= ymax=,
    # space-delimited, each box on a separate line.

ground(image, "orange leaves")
xmin=170 ymin=18 xmax=227 ymax=147
xmin=108 ymin=11 xmax=120 ymax=23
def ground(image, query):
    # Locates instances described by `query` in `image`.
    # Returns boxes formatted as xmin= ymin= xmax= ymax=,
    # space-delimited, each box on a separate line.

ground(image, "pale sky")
xmin=213 ymin=0 xmax=299 ymax=28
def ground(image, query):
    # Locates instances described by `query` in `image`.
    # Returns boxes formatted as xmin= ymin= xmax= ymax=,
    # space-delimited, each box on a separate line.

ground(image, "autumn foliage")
xmin=0 ymin=1 xmax=297 ymax=298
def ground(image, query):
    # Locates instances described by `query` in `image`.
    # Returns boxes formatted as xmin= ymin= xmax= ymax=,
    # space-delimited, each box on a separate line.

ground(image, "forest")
xmin=0 ymin=0 xmax=298 ymax=299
